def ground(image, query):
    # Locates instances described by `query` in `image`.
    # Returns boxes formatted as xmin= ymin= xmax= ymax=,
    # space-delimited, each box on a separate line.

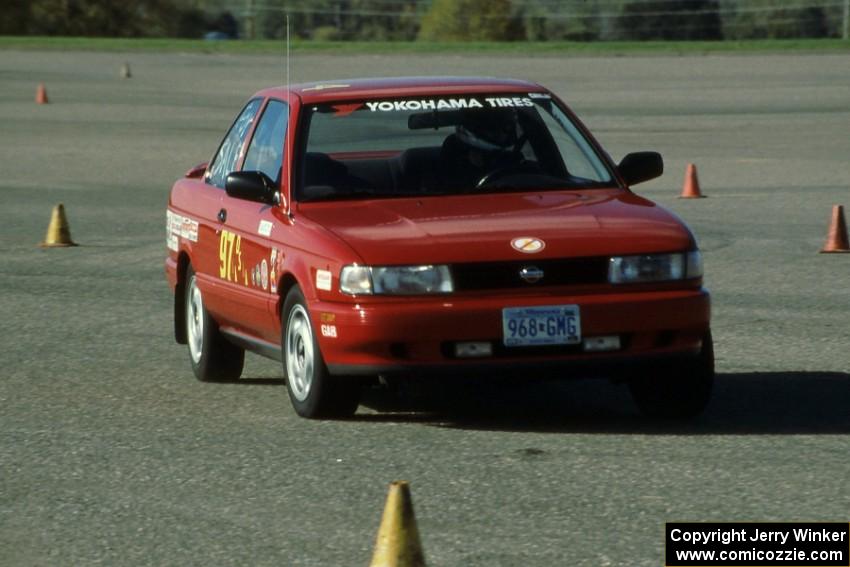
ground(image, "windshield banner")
xmin=363 ymin=97 xmax=535 ymax=112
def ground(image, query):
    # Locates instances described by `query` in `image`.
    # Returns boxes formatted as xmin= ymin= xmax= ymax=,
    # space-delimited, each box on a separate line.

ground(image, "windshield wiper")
xmin=301 ymin=187 xmax=379 ymax=202
xmin=472 ymin=184 xmax=525 ymax=193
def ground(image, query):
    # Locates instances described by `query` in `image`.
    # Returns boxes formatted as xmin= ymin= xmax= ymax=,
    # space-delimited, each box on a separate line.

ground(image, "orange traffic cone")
xmin=35 ymin=83 xmax=49 ymax=104
xmin=680 ymin=163 xmax=705 ymax=198
xmin=40 ymin=204 xmax=77 ymax=247
xmin=820 ymin=205 xmax=850 ymax=253
xmin=369 ymin=481 xmax=427 ymax=567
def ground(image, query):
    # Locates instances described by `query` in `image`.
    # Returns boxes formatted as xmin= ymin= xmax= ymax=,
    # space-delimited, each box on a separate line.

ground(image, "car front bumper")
xmin=310 ymin=287 xmax=710 ymax=378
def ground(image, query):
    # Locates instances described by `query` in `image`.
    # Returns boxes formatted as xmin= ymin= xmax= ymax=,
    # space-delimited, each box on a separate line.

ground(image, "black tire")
xmin=184 ymin=266 xmax=244 ymax=382
xmin=281 ymin=286 xmax=359 ymax=418
xmin=629 ymin=331 xmax=714 ymax=419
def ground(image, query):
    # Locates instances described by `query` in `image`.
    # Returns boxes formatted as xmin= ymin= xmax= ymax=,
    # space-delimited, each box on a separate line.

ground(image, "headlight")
xmin=608 ymin=251 xmax=702 ymax=284
xmin=686 ymin=250 xmax=703 ymax=279
xmin=340 ymin=265 xmax=453 ymax=295
xmin=339 ymin=265 xmax=372 ymax=295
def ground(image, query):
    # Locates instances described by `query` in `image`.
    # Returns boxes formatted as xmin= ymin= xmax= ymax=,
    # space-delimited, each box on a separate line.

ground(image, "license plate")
xmin=502 ymin=305 xmax=581 ymax=347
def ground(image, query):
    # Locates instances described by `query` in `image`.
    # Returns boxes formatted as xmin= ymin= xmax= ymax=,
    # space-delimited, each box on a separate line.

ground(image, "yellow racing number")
xmin=219 ymin=232 xmax=228 ymax=279
xmin=218 ymin=230 xmax=242 ymax=282
xmin=234 ymin=234 xmax=242 ymax=277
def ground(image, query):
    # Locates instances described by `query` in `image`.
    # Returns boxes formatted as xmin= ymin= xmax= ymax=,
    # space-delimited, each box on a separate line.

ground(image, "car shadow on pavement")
xmin=355 ymin=372 xmax=850 ymax=434
xmin=227 ymin=377 xmax=286 ymax=386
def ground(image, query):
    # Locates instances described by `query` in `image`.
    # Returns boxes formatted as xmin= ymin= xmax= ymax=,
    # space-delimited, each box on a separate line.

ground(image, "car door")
xmin=214 ymin=98 xmax=289 ymax=344
xmin=195 ymin=97 xmax=263 ymax=323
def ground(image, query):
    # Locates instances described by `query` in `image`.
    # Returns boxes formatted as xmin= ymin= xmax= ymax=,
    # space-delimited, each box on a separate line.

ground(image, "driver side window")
xmin=537 ymin=104 xmax=610 ymax=182
xmin=242 ymin=99 xmax=289 ymax=184
xmin=207 ymin=98 xmax=262 ymax=189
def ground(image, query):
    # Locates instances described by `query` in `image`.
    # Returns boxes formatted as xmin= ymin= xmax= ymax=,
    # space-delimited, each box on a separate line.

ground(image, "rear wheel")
xmin=629 ymin=331 xmax=714 ymax=419
xmin=282 ymin=286 xmax=359 ymax=418
xmin=185 ymin=266 xmax=244 ymax=382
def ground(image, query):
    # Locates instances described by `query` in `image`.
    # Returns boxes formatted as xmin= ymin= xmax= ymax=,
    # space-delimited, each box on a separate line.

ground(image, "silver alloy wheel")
xmin=286 ymin=304 xmax=314 ymax=402
xmin=187 ymin=275 xmax=204 ymax=364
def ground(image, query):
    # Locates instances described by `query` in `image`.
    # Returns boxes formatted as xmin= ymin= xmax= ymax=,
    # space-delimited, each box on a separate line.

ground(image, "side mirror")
xmin=225 ymin=171 xmax=278 ymax=204
xmin=184 ymin=162 xmax=208 ymax=179
xmin=617 ymin=152 xmax=663 ymax=186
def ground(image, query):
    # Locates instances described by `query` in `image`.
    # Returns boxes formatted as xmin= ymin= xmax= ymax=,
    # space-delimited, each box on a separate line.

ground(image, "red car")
xmin=165 ymin=77 xmax=712 ymax=419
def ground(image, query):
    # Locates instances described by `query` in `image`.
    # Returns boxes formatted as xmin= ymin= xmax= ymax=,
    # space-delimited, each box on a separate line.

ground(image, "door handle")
xmin=218 ymin=208 xmax=227 ymax=223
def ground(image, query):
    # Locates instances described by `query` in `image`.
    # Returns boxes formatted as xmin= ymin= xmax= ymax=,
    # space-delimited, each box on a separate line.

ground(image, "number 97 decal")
xmin=219 ymin=230 xmax=243 ymax=282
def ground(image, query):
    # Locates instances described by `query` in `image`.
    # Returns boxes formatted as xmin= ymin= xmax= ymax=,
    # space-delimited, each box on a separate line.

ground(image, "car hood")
xmin=297 ymin=189 xmax=695 ymax=265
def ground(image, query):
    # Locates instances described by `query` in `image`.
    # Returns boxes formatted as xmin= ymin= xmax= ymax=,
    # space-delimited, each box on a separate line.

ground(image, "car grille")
xmin=451 ymin=257 xmax=609 ymax=291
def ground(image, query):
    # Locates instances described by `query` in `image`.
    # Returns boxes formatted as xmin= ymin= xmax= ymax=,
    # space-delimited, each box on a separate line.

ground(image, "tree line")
xmin=1 ymin=0 xmax=844 ymax=41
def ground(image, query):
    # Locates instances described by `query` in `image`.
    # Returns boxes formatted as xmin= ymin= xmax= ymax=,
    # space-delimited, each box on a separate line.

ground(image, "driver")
xmin=440 ymin=109 xmax=522 ymax=190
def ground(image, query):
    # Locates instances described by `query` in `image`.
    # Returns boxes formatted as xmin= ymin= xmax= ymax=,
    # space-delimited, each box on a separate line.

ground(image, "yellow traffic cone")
xmin=40 ymin=203 xmax=77 ymax=247
xmin=369 ymin=481 xmax=427 ymax=567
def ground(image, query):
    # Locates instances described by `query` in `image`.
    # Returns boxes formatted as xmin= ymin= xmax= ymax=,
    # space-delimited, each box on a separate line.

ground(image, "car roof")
xmin=253 ymin=76 xmax=547 ymax=104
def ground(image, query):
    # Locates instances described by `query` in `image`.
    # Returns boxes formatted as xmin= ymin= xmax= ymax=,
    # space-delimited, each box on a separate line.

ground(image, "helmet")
xmin=455 ymin=110 xmax=518 ymax=152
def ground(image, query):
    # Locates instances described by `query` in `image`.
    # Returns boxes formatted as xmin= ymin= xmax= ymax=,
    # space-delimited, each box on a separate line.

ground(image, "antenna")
xmin=283 ymin=12 xmax=292 ymax=216
xmin=286 ymin=12 xmax=290 ymax=94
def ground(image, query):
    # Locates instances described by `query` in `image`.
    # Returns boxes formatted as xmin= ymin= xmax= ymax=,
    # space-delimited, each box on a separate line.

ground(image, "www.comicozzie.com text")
xmin=670 ymin=527 xmax=848 ymax=546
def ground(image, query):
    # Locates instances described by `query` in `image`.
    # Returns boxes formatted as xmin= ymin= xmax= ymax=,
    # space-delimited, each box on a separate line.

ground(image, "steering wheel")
xmin=474 ymin=159 xmax=540 ymax=189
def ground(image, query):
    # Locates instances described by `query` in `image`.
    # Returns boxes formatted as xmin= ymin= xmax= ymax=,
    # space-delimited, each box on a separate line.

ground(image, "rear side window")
xmin=207 ymin=98 xmax=262 ymax=188
xmin=243 ymin=100 xmax=289 ymax=184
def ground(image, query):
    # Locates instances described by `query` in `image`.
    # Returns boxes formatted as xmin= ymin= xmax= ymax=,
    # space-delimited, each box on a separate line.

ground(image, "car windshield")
xmin=298 ymin=93 xmax=615 ymax=202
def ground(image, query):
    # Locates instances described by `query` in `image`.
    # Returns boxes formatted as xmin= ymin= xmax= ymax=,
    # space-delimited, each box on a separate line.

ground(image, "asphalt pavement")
xmin=0 ymin=49 xmax=848 ymax=566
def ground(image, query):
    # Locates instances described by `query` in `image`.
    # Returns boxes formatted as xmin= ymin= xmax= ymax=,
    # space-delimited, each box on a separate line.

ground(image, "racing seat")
xmin=302 ymin=152 xmax=370 ymax=200
xmin=395 ymin=146 xmax=441 ymax=193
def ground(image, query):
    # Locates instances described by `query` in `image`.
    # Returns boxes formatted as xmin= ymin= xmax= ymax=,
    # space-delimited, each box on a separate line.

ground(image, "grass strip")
xmin=1 ymin=36 xmax=849 ymax=55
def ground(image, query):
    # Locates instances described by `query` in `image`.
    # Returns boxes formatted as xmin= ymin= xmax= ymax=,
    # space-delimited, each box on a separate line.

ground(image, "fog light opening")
xmin=454 ymin=342 xmax=493 ymax=358
xmin=582 ymin=336 xmax=621 ymax=352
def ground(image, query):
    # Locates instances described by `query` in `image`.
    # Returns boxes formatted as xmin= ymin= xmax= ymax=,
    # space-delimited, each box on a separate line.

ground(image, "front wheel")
xmin=629 ymin=331 xmax=714 ymax=419
xmin=282 ymin=286 xmax=359 ymax=418
xmin=185 ymin=266 xmax=244 ymax=382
